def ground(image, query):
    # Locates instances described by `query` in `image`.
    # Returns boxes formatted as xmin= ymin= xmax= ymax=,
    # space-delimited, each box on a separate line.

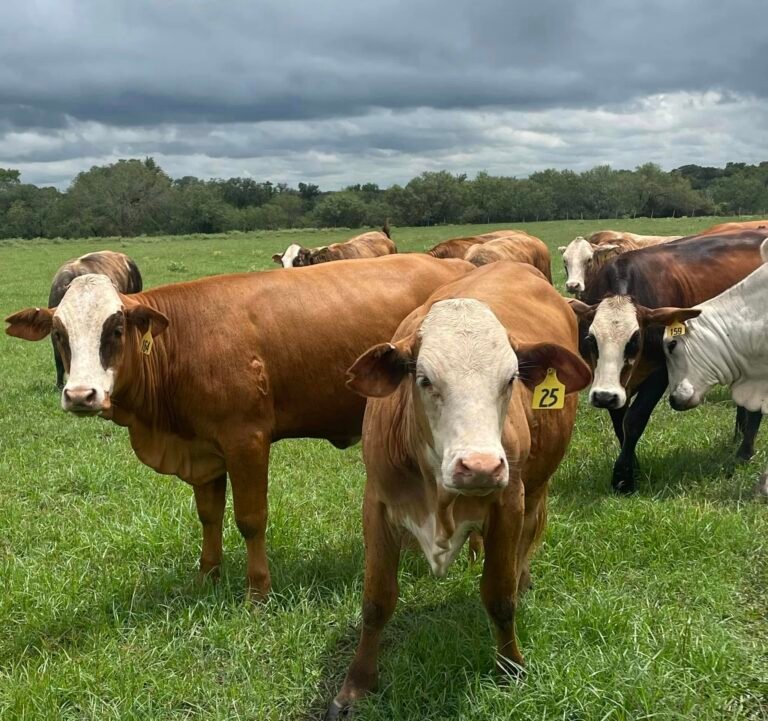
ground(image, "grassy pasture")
xmin=0 ymin=218 xmax=766 ymax=720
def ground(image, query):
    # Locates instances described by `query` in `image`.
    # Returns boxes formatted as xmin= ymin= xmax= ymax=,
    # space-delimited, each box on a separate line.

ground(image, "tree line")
xmin=1 ymin=159 xmax=767 ymax=239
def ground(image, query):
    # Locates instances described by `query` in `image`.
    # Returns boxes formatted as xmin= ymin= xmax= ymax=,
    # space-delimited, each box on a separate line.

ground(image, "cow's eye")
xmin=113 ymin=327 xmax=123 ymax=338
xmin=668 ymin=339 xmax=677 ymax=353
xmin=624 ymin=330 xmax=641 ymax=358
xmin=51 ymin=330 xmax=60 ymax=342
xmin=417 ymin=375 xmax=432 ymax=388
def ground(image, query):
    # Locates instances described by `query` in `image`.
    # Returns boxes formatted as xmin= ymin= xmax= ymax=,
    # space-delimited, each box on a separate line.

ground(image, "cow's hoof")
xmin=325 ymin=699 xmax=354 ymax=720
xmin=196 ymin=564 xmax=220 ymax=585
xmin=495 ymin=656 xmax=525 ymax=683
xmin=735 ymin=448 xmax=754 ymax=463
xmin=611 ymin=477 xmax=637 ymax=495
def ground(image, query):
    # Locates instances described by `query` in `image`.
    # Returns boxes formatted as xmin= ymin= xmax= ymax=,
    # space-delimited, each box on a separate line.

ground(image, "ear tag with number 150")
xmin=532 ymin=368 xmax=565 ymax=410
xmin=665 ymin=322 xmax=686 ymax=339
xmin=141 ymin=320 xmax=154 ymax=356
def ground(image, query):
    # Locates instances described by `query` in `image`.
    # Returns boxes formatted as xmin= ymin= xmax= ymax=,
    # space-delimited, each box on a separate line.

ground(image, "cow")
xmin=326 ymin=261 xmax=591 ymax=718
xmin=700 ymin=219 xmax=768 ymax=235
xmin=642 ymin=238 xmax=768 ymax=496
xmin=559 ymin=232 xmax=681 ymax=297
xmin=425 ymin=230 xmax=523 ymax=259
xmin=464 ymin=232 xmax=552 ymax=281
xmin=568 ymin=229 xmax=768 ymax=493
xmin=48 ymin=251 xmax=143 ymax=388
xmin=272 ymin=230 xmax=395 ymax=268
xmin=5 ymin=254 xmax=471 ymax=601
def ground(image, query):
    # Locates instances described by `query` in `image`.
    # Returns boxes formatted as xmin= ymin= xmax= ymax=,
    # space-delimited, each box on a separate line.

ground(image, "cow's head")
xmin=644 ymin=306 xmax=704 ymax=410
xmin=559 ymin=237 xmax=618 ymax=295
xmin=5 ymin=274 xmax=168 ymax=415
xmin=271 ymin=244 xmax=312 ymax=268
xmin=347 ymin=298 xmax=590 ymax=495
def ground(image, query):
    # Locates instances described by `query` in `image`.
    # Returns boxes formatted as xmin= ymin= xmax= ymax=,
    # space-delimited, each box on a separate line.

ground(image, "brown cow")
xmin=48 ymin=251 xmax=143 ymax=388
xmin=464 ymin=232 xmax=552 ymax=281
xmin=700 ymin=219 xmax=768 ymax=235
xmin=327 ymin=262 xmax=591 ymax=717
xmin=426 ymin=230 xmax=522 ymax=259
xmin=559 ymin=232 xmax=681 ymax=296
xmin=272 ymin=230 xmax=395 ymax=268
xmin=5 ymin=255 xmax=471 ymax=600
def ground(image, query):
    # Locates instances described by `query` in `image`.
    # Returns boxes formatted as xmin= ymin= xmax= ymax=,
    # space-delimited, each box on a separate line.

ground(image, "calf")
xmin=569 ymin=229 xmax=767 ymax=493
xmin=559 ymin=232 xmax=680 ymax=296
xmin=327 ymin=262 xmax=590 ymax=717
xmin=48 ymin=250 xmax=142 ymax=388
xmin=272 ymin=230 xmax=395 ymax=268
xmin=425 ymin=230 xmax=523 ymax=259
xmin=6 ymin=255 xmax=470 ymax=600
xmin=465 ymin=232 xmax=552 ymax=281
xmin=644 ymin=238 xmax=768 ymax=495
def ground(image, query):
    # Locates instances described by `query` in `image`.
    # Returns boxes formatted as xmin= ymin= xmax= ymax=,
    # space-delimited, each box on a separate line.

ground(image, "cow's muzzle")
xmin=445 ymin=452 xmax=507 ymax=495
xmin=62 ymin=386 xmax=108 ymax=415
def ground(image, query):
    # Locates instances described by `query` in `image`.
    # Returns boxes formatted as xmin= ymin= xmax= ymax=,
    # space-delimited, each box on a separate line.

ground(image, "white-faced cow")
xmin=272 ymin=230 xmax=395 ymax=268
xmin=645 ymin=238 xmax=768 ymax=496
xmin=6 ymin=255 xmax=471 ymax=600
xmin=464 ymin=232 xmax=552 ymax=281
xmin=569 ymin=229 xmax=768 ymax=493
xmin=327 ymin=261 xmax=591 ymax=717
xmin=48 ymin=251 xmax=143 ymax=388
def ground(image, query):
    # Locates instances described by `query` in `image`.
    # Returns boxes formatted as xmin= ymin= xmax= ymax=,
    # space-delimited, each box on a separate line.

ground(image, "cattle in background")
xmin=700 ymin=219 xmax=768 ymax=235
xmin=464 ymin=231 xmax=552 ymax=281
xmin=6 ymin=255 xmax=471 ymax=601
xmin=425 ymin=230 xmax=522 ymax=259
xmin=559 ymin=232 xmax=681 ymax=296
xmin=643 ymin=238 xmax=768 ymax=496
xmin=569 ymin=229 xmax=768 ymax=493
xmin=327 ymin=262 xmax=591 ymax=718
xmin=48 ymin=250 xmax=143 ymax=388
xmin=272 ymin=230 xmax=395 ymax=268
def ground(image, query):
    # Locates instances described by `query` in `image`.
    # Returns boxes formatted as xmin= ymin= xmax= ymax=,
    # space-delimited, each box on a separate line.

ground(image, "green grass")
xmin=1 ymin=218 xmax=766 ymax=720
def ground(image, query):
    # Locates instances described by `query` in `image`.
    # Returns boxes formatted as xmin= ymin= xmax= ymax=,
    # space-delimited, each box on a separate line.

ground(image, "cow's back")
xmin=49 ymin=250 xmax=141 ymax=306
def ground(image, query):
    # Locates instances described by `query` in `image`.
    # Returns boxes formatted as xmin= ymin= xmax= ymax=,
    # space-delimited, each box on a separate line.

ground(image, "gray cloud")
xmin=0 ymin=0 xmax=766 ymax=186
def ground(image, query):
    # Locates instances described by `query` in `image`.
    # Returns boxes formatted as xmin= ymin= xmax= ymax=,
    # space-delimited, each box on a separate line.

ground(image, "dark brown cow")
xmin=327 ymin=262 xmax=591 ymax=717
xmin=464 ymin=232 xmax=552 ymax=281
xmin=48 ymin=250 xmax=143 ymax=388
xmin=569 ymin=229 xmax=768 ymax=493
xmin=272 ymin=230 xmax=396 ymax=268
xmin=6 ymin=255 xmax=471 ymax=600
xmin=426 ymin=230 xmax=519 ymax=259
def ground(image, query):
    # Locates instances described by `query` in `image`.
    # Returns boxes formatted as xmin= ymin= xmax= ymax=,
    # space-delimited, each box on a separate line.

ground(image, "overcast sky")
xmin=1 ymin=0 xmax=767 ymax=188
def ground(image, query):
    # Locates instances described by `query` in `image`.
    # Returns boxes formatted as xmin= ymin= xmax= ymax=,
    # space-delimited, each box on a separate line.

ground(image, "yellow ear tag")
xmin=141 ymin=321 xmax=154 ymax=356
xmin=665 ymin=321 xmax=686 ymax=339
xmin=532 ymin=368 xmax=565 ymax=410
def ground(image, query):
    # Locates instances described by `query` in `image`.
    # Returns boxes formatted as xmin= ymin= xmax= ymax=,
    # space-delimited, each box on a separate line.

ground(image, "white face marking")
xmin=280 ymin=244 xmax=302 ymax=268
xmin=587 ymin=296 xmax=640 ymax=408
xmin=561 ymin=237 xmax=594 ymax=294
xmin=57 ymin=274 xmax=122 ymax=410
xmin=416 ymin=298 xmax=516 ymax=493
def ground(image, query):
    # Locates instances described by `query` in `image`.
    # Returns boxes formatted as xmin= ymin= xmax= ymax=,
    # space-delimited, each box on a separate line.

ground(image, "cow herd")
xmin=4 ymin=219 xmax=768 ymax=717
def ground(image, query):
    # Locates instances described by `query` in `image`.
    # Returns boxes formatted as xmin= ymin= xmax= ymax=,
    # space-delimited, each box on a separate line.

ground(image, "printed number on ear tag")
xmin=665 ymin=322 xmax=686 ymax=339
xmin=141 ymin=321 xmax=153 ymax=356
xmin=532 ymin=368 xmax=565 ymax=410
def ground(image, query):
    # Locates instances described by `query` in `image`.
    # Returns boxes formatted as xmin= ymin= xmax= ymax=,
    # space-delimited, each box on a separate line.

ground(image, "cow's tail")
xmin=127 ymin=258 xmax=143 ymax=292
xmin=382 ymin=218 xmax=391 ymax=239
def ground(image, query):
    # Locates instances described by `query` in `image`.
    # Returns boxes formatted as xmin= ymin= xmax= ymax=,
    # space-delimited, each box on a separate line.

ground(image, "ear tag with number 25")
xmin=665 ymin=322 xmax=686 ymax=339
xmin=532 ymin=368 xmax=565 ymax=410
xmin=141 ymin=320 xmax=154 ymax=356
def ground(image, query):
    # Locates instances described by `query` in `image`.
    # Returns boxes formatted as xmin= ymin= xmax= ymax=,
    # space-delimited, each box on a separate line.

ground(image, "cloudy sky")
xmin=1 ymin=0 xmax=767 ymax=189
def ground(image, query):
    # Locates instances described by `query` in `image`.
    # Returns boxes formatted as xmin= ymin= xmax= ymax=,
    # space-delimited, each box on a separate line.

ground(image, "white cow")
xmin=648 ymin=238 xmax=768 ymax=495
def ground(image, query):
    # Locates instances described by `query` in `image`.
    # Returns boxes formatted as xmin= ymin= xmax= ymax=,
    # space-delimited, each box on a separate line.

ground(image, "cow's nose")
xmin=669 ymin=395 xmax=689 ymax=411
xmin=591 ymin=390 xmax=620 ymax=409
xmin=565 ymin=282 xmax=582 ymax=293
xmin=63 ymin=386 xmax=98 ymax=409
xmin=451 ymin=453 xmax=506 ymax=492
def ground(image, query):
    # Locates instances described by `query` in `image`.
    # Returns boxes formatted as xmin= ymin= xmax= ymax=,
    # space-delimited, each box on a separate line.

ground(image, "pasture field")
xmin=1 ymin=217 xmax=766 ymax=720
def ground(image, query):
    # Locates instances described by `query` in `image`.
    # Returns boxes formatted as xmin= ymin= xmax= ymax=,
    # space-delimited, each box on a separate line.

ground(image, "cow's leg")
xmin=328 ymin=497 xmax=400 ymax=719
xmin=193 ymin=473 xmax=226 ymax=583
xmin=515 ymin=485 xmax=547 ymax=595
xmin=480 ymin=484 xmax=525 ymax=678
xmin=612 ymin=369 xmax=667 ymax=494
xmin=736 ymin=409 xmax=762 ymax=461
xmin=53 ymin=343 xmax=65 ymax=389
xmin=468 ymin=530 xmax=483 ymax=563
xmin=226 ymin=433 xmax=271 ymax=601
xmin=734 ymin=405 xmax=747 ymax=442
xmin=608 ymin=405 xmax=627 ymax=445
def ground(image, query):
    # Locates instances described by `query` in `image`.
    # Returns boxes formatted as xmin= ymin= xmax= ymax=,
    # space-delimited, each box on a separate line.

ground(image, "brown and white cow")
xmin=559 ymin=232 xmax=681 ymax=296
xmin=327 ymin=261 xmax=591 ymax=717
xmin=272 ymin=230 xmax=395 ymax=268
xmin=48 ymin=250 xmax=143 ymax=388
xmin=5 ymin=254 xmax=471 ymax=600
xmin=426 ymin=230 xmax=522 ymax=259
xmin=464 ymin=232 xmax=552 ymax=281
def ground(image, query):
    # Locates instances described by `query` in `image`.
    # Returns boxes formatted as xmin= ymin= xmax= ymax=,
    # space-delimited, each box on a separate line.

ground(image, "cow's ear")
xmin=125 ymin=305 xmax=169 ymax=337
xmin=347 ymin=336 xmax=415 ymax=398
xmin=640 ymin=306 xmax=701 ymax=327
xmin=271 ymin=253 xmax=282 ymax=265
xmin=5 ymin=307 xmax=54 ymax=341
xmin=567 ymin=298 xmax=597 ymax=320
xmin=593 ymin=243 xmax=619 ymax=257
xmin=516 ymin=342 xmax=592 ymax=394
xmin=558 ymin=245 xmax=567 ymax=254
